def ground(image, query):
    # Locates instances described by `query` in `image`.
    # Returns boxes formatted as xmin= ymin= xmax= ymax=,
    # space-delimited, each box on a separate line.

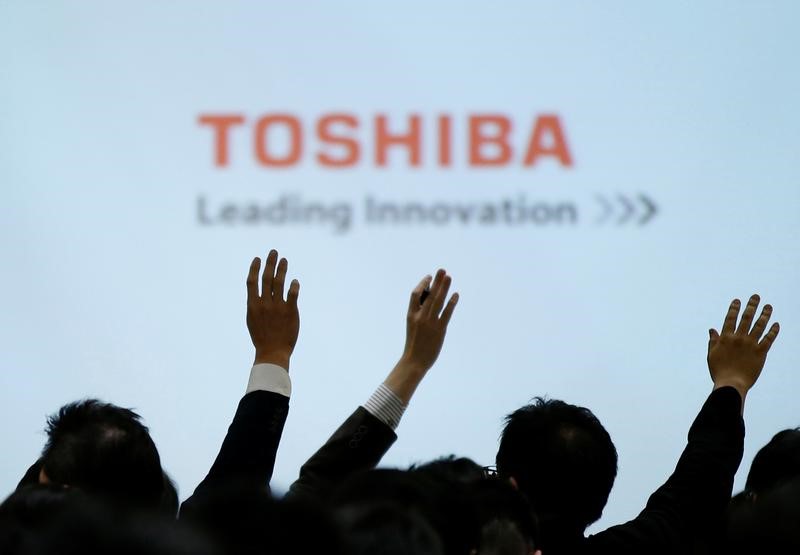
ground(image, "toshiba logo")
xmin=198 ymin=113 xmax=573 ymax=168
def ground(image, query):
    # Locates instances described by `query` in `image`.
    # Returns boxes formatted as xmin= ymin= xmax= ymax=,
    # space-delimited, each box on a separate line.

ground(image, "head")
xmin=409 ymin=455 xmax=486 ymax=485
xmin=745 ymin=428 xmax=800 ymax=496
xmin=338 ymin=502 xmax=443 ymax=555
xmin=723 ymin=476 xmax=800 ymax=555
xmin=0 ymin=485 xmax=79 ymax=555
xmin=40 ymin=399 xmax=164 ymax=511
xmin=333 ymin=468 xmax=470 ymax=555
xmin=468 ymin=478 xmax=540 ymax=555
xmin=496 ymin=398 xmax=617 ymax=533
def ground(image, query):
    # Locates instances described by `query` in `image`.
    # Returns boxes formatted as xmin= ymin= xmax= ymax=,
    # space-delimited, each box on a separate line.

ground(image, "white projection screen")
xmin=1 ymin=2 xmax=799 ymax=531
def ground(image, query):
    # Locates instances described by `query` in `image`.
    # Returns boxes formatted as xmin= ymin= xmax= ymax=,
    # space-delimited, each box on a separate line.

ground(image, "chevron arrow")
xmin=637 ymin=194 xmax=657 ymax=225
xmin=593 ymin=193 xmax=659 ymax=227
xmin=595 ymin=195 xmax=613 ymax=225
xmin=616 ymin=194 xmax=634 ymax=225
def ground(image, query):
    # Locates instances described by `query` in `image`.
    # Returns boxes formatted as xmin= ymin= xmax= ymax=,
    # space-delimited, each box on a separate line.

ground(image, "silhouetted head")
xmin=468 ymin=478 xmax=539 ymax=555
xmin=745 ymin=428 xmax=800 ymax=496
xmin=409 ymin=455 xmax=486 ymax=485
xmin=181 ymin=481 xmax=343 ymax=555
xmin=723 ymin=476 xmax=800 ymax=555
xmin=496 ymin=398 xmax=617 ymax=533
xmin=0 ymin=485 xmax=78 ymax=555
xmin=338 ymin=501 xmax=444 ymax=555
xmin=40 ymin=399 xmax=164 ymax=511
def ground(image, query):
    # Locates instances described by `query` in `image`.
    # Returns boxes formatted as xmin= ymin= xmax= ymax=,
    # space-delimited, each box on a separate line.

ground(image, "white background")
xmin=1 ymin=2 xmax=799 ymax=531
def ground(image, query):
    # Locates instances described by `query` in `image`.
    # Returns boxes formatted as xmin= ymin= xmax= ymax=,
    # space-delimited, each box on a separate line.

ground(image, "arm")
xmin=181 ymin=250 xmax=300 ymax=515
xmin=588 ymin=295 xmax=780 ymax=554
xmin=288 ymin=269 xmax=459 ymax=500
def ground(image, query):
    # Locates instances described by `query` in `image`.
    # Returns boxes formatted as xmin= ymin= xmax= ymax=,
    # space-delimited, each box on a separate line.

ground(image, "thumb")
xmin=708 ymin=328 xmax=720 ymax=350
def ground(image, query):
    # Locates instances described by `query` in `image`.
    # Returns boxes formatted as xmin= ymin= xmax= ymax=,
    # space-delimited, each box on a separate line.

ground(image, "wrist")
xmin=712 ymin=378 xmax=749 ymax=410
xmin=395 ymin=354 xmax=429 ymax=377
xmin=384 ymin=358 xmax=428 ymax=404
xmin=254 ymin=350 xmax=291 ymax=370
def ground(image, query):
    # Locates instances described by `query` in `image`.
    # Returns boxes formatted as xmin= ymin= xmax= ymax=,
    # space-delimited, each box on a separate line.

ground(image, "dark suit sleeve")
xmin=180 ymin=390 xmax=289 ymax=516
xmin=586 ymin=386 xmax=745 ymax=555
xmin=286 ymin=406 xmax=397 ymax=501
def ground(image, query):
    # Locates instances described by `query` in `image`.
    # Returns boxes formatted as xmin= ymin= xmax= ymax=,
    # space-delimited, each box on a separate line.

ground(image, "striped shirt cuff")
xmin=246 ymin=363 xmax=292 ymax=397
xmin=363 ymin=383 xmax=407 ymax=430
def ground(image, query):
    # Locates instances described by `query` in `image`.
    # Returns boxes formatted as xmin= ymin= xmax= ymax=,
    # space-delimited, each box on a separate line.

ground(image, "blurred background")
xmin=1 ymin=1 xmax=798 ymax=531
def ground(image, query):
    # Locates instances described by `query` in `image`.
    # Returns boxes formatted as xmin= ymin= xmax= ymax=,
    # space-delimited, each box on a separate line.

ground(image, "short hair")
xmin=468 ymin=478 xmax=540 ymax=553
xmin=338 ymin=502 xmax=443 ymax=555
xmin=409 ymin=455 xmax=485 ymax=484
xmin=745 ymin=428 xmax=800 ymax=495
xmin=496 ymin=398 xmax=618 ymax=531
xmin=41 ymin=399 xmax=163 ymax=510
xmin=723 ymin=476 xmax=800 ymax=555
xmin=0 ymin=485 xmax=79 ymax=555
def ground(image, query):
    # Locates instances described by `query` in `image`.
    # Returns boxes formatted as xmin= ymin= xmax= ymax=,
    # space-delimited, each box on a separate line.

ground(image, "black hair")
xmin=338 ymin=501 xmax=443 ymax=555
xmin=160 ymin=472 xmax=179 ymax=517
xmin=468 ymin=478 xmax=539 ymax=554
xmin=722 ymin=476 xmax=800 ymax=555
xmin=41 ymin=399 xmax=164 ymax=511
xmin=409 ymin=455 xmax=486 ymax=484
xmin=745 ymin=428 xmax=800 ymax=495
xmin=332 ymin=468 xmax=472 ymax=555
xmin=496 ymin=397 xmax=618 ymax=531
xmin=0 ymin=485 xmax=78 ymax=555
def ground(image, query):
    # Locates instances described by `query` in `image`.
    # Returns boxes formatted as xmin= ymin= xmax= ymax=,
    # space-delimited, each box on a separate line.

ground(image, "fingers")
xmin=425 ymin=269 xmax=451 ymax=317
xmin=736 ymin=294 xmax=761 ymax=335
xmin=759 ymin=322 xmax=780 ymax=352
xmin=274 ymin=257 xmax=288 ymax=301
xmin=721 ymin=298 xmax=740 ymax=335
xmin=708 ymin=328 xmax=719 ymax=351
xmin=422 ymin=269 xmax=446 ymax=316
xmin=286 ymin=279 xmax=300 ymax=308
xmin=261 ymin=250 xmax=278 ymax=299
xmin=441 ymin=293 xmax=459 ymax=325
xmin=409 ymin=275 xmax=432 ymax=312
xmin=749 ymin=304 xmax=773 ymax=338
xmin=247 ymin=257 xmax=261 ymax=302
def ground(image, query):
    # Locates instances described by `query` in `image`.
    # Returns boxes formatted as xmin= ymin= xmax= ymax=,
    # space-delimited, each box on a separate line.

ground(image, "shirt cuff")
xmin=363 ymin=383 xmax=407 ymax=431
xmin=246 ymin=363 xmax=292 ymax=398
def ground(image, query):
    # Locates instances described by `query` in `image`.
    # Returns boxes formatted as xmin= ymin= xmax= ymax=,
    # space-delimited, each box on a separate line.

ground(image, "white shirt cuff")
xmin=246 ymin=363 xmax=291 ymax=397
xmin=363 ymin=383 xmax=407 ymax=430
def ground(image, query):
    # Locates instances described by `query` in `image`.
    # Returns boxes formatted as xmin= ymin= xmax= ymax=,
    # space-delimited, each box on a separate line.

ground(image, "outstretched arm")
xmin=181 ymin=250 xmax=300 ymax=516
xmin=288 ymin=269 xmax=459 ymax=499
xmin=383 ymin=269 xmax=459 ymax=405
xmin=589 ymin=294 xmax=780 ymax=554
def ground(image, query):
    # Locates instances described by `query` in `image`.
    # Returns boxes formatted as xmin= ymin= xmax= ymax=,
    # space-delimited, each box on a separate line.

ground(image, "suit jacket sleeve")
xmin=180 ymin=390 xmax=289 ymax=516
xmin=586 ymin=386 xmax=745 ymax=555
xmin=286 ymin=406 xmax=397 ymax=501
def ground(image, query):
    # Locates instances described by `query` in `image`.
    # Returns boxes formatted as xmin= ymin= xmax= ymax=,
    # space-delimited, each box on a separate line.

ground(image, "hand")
xmin=708 ymin=294 xmax=780 ymax=402
xmin=385 ymin=269 xmax=459 ymax=403
xmin=246 ymin=250 xmax=300 ymax=369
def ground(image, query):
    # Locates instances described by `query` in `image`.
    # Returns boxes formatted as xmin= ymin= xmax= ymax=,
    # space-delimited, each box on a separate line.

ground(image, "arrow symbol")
xmin=593 ymin=193 xmax=659 ymax=227
xmin=616 ymin=194 xmax=634 ymax=225
xmin=595 ymin=195 xmax=613 ymax=225
xmin=638 ymin=194 xmax=657 ymax=225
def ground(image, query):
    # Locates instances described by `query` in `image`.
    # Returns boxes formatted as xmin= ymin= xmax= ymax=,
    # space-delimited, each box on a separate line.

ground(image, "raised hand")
xmin=246 ymin=249 xmax=300 ymax=369
xmin=385 ymin=269 xmax=459 ymax=403
xmin=708 ymin=294 xmax=780 ymax=402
